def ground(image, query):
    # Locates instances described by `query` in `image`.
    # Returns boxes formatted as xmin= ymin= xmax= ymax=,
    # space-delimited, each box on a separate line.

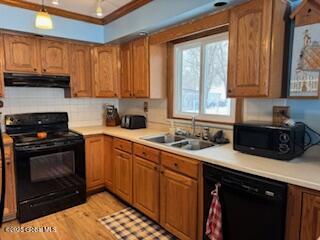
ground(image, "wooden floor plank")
xmin=0 ymin=191 xmax=126 ymax=240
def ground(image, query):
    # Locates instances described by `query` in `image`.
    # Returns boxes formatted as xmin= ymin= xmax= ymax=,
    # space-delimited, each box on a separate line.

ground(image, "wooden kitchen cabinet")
xmin=120 ymin=42 xmax=133 ymax=98
xmin=133 ymin=156 xmax=160 ymax=221
xmin=40 ymin=39 xmax=69 ymax=75
xmin=286 ymin=185 xmax=320 ymax=240
xmin=0 ymin=141 xmax=17 ymax=222
xmin=69 ymin=43 xmax=92 ymax=97
xmin=160 ymin=168 xmax=198 ymax=240
xmin=113 ymin=148 xmax=132 ymax=203
xmin=92 ymin=45 xmax=120 ymax=98
xmin=0 ymin=34 xmax=5 ymax=97
xmin=120 ymin=37 xmax=167 ymax=99
xmin=228 ymin=0 xmax=288 ymax=97
xmin=85 ymin=136 xmax=105 ymax=191
xmin=104 ymin=136 xmax=113 ymax=191
xmin=132 ymin=37 xmax=149 ymax=98
xmin=3 ymin=33 xmax=40 ymax=73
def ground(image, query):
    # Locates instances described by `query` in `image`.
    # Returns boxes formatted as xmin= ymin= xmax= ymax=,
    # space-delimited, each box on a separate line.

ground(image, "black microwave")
xmin=233 ymin=123 xmax=305 ymax=160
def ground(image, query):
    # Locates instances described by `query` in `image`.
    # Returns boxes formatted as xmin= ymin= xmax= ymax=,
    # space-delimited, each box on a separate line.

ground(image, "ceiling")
xmin=26 ymin=0 xmax=133 ymax=18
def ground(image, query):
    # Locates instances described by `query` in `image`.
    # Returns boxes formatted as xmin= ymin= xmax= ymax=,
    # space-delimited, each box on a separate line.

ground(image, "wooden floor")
xmin=0 ymin=192 xmax=126 ymax=240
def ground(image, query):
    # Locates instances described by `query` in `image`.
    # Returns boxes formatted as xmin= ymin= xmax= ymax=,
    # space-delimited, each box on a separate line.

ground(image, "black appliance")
xmin=121 ymin=115 xmax=146 ymax=129
xmin=4 ymin=73 xmax=70 ymax=89
xmin=0 ymin=126 xmax=6 ymax=227
xmin=5 ymin=112 xmax=86 ymax=223
xmin=233 ymin=122 xmax=305 ymax=160
xmin=203 ymin=163 xmax=287 ymax=240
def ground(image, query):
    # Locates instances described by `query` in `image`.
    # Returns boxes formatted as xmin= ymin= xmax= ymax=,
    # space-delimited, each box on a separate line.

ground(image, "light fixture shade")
xmin=96 ymin=6 xmax=103 ymax=17
xmin=35 ymin=10 xmax=53 ymax=29
xmin=52 ymin=0 xmax=59 ymax=5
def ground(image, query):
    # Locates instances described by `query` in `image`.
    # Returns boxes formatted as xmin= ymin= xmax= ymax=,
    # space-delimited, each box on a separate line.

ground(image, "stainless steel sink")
xmin=142 ymin=134 xmax=215 ymax=150
xmin=170 ymin=139 xmax=215 ymax=150
xmin=143 ymin=134 xmax=186 ymax=144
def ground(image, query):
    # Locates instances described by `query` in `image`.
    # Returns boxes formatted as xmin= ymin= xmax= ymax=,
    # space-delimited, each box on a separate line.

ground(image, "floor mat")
xmin=99 ymin=207 xmax=176 ymax=240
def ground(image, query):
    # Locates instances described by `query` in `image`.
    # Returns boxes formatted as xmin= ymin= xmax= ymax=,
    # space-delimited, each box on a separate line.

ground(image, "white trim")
xmin=173 ymin=31 xmax=235 ymax=123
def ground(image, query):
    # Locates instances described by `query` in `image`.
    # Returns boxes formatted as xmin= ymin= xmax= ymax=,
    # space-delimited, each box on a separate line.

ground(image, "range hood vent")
xmin=4 ymin=73 xmax=70 ymax=89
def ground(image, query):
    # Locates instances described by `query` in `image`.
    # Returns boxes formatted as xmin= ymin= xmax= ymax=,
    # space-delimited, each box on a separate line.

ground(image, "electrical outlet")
xmin=273 ymin=106 xmax=290 ymax=125
xmin=143 ymin=102 xmax=148 ymax=113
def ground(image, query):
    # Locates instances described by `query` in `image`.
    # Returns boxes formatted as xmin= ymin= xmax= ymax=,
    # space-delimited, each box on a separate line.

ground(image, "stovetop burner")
xmin=11 ymin=131 xmax=82 ymax=146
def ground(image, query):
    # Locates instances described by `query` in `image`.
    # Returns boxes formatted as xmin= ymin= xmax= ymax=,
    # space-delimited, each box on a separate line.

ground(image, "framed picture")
xmin=289 ymin=23 xmax=320 ymax=98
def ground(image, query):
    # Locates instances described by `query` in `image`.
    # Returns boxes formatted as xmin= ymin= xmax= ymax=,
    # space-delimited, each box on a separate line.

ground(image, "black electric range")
xmin=5 ymin=112 xmax=86 ymax=223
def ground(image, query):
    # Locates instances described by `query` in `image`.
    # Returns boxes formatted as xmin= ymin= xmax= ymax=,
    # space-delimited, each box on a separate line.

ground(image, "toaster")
xmin=121 ymin=115 xmax=146 ymax=129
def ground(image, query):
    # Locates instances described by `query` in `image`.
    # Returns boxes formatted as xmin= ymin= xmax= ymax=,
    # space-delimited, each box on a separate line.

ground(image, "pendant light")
xmin=96 ymin=0 xmax=104 ymax=17
xmin=52 ymin=0 xmax=59 ymax=5
xmin=35 ymin=0 xmax=53 ymax=30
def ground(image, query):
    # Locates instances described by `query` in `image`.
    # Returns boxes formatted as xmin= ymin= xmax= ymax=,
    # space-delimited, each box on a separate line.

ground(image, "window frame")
xmin=172 ymin=32 xmax=237 ymax=124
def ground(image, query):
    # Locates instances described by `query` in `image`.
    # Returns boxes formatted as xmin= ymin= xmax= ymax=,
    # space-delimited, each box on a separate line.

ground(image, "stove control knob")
xmin=279 ymin=133 xmax=290 ymax=143
xmin=279 ymin=144 xmax=290 ymax=154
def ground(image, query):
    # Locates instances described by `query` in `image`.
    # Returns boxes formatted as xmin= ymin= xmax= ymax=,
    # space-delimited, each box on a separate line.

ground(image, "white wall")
xmin=1 ymin=87 xmax=118 ymax=129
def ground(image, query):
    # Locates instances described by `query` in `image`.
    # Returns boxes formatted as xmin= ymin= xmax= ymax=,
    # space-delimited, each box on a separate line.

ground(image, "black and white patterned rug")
xmin=99 ymin=207 xmax=176 ymax=240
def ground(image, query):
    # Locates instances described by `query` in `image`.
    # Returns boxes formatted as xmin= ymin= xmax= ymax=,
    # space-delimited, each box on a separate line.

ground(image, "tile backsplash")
xmin=1 ymin=87 xmax=118 ymax=128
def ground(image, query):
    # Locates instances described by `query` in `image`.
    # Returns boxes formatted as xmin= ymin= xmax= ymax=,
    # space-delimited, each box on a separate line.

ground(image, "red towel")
xmin=206 ymin=183 xmax=223 ymax=240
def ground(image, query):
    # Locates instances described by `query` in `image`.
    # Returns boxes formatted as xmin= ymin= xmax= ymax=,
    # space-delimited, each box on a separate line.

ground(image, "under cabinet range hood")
xmin=4 ymin=73 xmax=70 ymax=89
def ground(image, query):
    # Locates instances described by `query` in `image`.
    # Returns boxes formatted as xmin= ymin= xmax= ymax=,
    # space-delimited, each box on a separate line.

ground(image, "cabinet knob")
xmin=160 ymin=170 xmax=164 ymax=174
xmin=154 ymin=166 xmax=158 ymax=171
xmin=34 ymin=68 xmax=37 ymax=72
xmin=174 ymin=163 xmax=179 ymax=168
xmin=43 ymin=69 xmax=47 ymax=72
xmin=74 ymin=93 xmax=78 ymax=97
xmin=114 ymin=93 xmax=117 ymax=97
xmin=228 ymin=89 xmax=232 ymax=93
xmin=142 ymin=151 xmax=146 ymax=156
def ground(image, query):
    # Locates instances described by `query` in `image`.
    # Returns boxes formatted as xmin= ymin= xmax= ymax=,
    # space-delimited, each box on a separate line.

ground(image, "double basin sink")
xmin=142 ymin=134 xmax=215 ymax=151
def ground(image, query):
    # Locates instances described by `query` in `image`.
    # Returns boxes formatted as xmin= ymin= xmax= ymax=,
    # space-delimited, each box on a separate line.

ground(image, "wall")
xmin=1 ymin=87 xmax=118 ymax=129
xmin=0 ymin=4 xmax=105 ymax=43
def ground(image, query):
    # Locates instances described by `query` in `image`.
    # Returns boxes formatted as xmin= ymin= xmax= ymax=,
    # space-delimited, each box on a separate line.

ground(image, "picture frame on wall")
xmin=288 ymin=0 xmax=320 ymax=98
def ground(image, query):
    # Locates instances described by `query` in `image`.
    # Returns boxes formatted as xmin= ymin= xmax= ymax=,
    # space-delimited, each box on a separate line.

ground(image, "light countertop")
xmin=72 ymin=126 xmax=320 ymax=192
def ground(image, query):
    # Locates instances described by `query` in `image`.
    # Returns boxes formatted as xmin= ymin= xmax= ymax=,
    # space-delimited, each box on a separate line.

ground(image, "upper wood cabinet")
xmin=104 ymin=136 xmax=113 ymax=191
xmin=92 ymin=45 xmax=120 ymax=98
xmin=120 ymin=37 xmax=167 ymax=99
xmin=228 ymin=0 xmax=288 ymax=98
xmin=85 ymin=136 xmax=105 ymax=191
xmin=3 ymin=34 xmax=40 ymax=73
xmin=132 ymin=37 xmax=149 ymax=98
xmin=40 ymin=39 xmax=69 ymax=75
xmin=133 ymin=156 xmax=160 ymax=222
xmin=69 ymin=43 xmax=92 ymax=97
xmin=120 ymin=42 xmax=133 ymax=98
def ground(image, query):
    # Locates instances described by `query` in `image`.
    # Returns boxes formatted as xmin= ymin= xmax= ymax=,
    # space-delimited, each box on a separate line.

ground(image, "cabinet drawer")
xmin=133 ymin=143 xmax=160 ymax=163
xmin=113 ymin=138 xmax=132 ymax=153
xmin=161 ymin=152 xmax=199 ymax=179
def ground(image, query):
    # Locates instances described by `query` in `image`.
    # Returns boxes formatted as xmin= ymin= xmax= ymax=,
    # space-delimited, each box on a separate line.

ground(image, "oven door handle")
xmin=15 ymin=140 xmax=83 ymax=152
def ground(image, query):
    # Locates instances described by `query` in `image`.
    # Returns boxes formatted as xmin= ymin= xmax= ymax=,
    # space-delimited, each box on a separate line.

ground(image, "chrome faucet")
xmin=191 ymin=115 xmax=196 ymax=137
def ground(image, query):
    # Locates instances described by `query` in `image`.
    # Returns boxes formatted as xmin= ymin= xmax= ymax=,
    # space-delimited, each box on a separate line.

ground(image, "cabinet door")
xmin=133 ymin=156 xmax=159 ymax=221
xmin=92 ymin=45 xmax=119 ymax=98
xmin=0 ymin=146 xmax=17 ymax=221
xmin=114 ymin=149 xmax=132 ymax=203
xmin=160 ymin=168 xmax=197 ymax=240
xmin=40 ymin=39 xmax=69 ymax=75
xmin=0 ymin=34 xmax=5 ymax=97
xmin=104 ymin=136 xmax=113 ymax=191
xmin=132 ymin=37 xmax=149 ymax=98
xmin=228 ymin=0 xmax=272 ymax=97
xmin=300 ymin=193 xmax=320 ymax=240
xmin=3 ymin=34 xmax=40 ymax=73
xmin=70 ymin=44 xmax=92 ymax=97
xmin=120 ymin=42 xmax=133 ymax=98
xmin=85 ymin=136 xmax=105 ymax=191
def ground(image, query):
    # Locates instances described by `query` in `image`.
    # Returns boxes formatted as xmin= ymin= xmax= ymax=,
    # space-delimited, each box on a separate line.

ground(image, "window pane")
xmin=180 ymin=46 xmax=201 ymax=113
xmin=203 ymin=39 xmax=230 ymax=115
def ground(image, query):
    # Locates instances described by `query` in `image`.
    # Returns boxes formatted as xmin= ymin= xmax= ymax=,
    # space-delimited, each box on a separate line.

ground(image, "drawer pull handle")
xmin=174 ymin=163 xmax=179 ymax=168
xmin=154 ymin=166 xmax=158 ymax=171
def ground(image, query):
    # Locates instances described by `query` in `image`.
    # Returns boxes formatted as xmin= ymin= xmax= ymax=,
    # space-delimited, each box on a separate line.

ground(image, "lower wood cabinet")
xmin=160 ymin=168 xmax=198 ymax=240
xmin=85 ymin=135 xmax=105 ymax=191
xmin=104 ymin=136 xmax=113 ymax=191
xmin=286 ymin=185 xmax=320 ymax=240
xmin=300 ymin=193 xmax=320 ymax=240
xmin=133 ymin=156 xmax=160 ymax=221
xmin=113 ymin=149 xmax=133 ymax=203
xmin=0 ymin=144 xmax=17 ymax=221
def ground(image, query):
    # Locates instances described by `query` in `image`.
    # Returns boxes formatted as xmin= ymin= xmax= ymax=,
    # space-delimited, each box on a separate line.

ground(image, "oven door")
xmin=14 ymin=139 xmax=85 ymax=202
